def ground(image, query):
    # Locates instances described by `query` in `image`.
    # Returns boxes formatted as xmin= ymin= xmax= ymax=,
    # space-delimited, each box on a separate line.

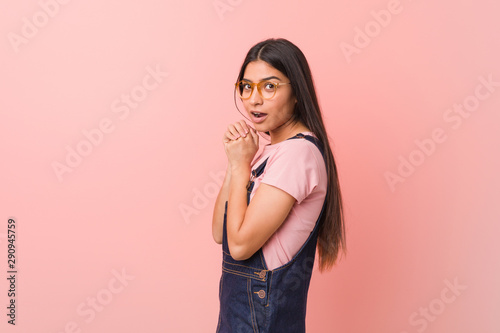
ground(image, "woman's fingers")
xmin=224 ymin=125 xmax=240 ymax=142
xmin=231 ymin=120 xmax=249 ymax=138
xmin=224 ymin=120 xmax=251 ymax=142
xmin=249 ymin=127 xmax=259 ymax=147
xmin=238 ymin=120 xmax=250 ymax=136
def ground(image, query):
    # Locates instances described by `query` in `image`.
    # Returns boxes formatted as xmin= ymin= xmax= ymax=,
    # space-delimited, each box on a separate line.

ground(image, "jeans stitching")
xmin=222 ymin=258 xmax=267 ymax=273
xmin=222 ymin=267 xmax=266 ymax=281
xmin=247 ymin=278 xmax=259 ymax=333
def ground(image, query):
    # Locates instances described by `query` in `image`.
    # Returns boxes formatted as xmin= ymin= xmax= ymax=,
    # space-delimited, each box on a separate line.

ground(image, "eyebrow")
xmin=242 ymin=76 xmax=282 ymax=82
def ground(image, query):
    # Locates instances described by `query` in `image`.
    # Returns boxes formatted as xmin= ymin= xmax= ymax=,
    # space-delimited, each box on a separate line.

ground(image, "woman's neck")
xmin=269 ymin=120 xmax=310 ymax=145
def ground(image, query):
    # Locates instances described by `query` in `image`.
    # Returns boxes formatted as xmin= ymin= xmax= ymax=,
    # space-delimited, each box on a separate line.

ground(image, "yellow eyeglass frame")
xmin=235 ymin=80 xmax=291 ymax=100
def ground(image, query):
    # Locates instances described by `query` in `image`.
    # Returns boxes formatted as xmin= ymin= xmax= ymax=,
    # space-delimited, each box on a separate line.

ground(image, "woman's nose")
xmin=249 ymin=85 xmax=263 ymax=105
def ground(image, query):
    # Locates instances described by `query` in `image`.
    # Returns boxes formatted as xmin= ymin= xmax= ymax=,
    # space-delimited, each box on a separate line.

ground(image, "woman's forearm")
xmin=226 ymin=165 xmax=251 ymax=251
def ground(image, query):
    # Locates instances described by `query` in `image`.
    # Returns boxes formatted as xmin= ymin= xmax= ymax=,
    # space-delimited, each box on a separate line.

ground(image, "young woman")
xmin=212 ymin=38 xmax=346 ymax=333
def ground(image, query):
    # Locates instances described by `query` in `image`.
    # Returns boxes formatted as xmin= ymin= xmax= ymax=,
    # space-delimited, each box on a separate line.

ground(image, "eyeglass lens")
xmin=237 ymin=81 xmax=276 ymax=99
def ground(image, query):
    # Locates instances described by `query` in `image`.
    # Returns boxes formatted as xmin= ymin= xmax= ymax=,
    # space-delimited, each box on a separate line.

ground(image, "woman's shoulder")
xmin=277 ymin=132 xmax=322 ymax=155
xmin=263 ymin=133 xmax=323 ymax=169
xmin=253 ymin=132 xmax=322 ymax=168
xmin=258 ymin=132 xmax=327 ymax=203
xmin=263 ymin=131 xmax=317 ymax=148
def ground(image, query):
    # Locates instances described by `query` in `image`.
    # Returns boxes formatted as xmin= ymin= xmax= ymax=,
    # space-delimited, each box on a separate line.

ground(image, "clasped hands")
xmin=223 ymin=120 xmax=259 ymax=170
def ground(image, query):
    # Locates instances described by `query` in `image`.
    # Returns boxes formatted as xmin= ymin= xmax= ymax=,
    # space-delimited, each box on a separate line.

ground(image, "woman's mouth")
xmin=250 ymin=111 xmax=268 ymax=123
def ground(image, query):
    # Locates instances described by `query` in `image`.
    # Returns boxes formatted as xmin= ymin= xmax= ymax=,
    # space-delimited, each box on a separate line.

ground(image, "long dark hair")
xmin=236 ymin=38 xmax=346 ymax=271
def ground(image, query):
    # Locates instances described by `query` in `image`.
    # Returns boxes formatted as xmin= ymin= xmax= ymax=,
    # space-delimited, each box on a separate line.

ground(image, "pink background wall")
xmin=1 ymin=0 xmax=499 ymax=332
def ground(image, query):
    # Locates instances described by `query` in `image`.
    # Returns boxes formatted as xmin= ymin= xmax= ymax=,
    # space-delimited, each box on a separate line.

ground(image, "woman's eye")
xmin=242 ymin=83 xmax=252 ymax=90
xmin=264 ymin=82 xmax=275 ymax=91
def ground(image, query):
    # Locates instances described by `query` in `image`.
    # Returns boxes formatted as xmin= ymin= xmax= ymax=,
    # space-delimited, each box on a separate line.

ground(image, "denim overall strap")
xmin=217 ymin=133 xmax=327 ymax=333
xmin=246 ymin=157 xmax=269 ymax=204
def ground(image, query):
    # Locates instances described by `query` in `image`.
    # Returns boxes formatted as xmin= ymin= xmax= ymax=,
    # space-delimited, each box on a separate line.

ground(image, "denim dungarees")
xmin=217 ymin=133 xmax=327 ymax=333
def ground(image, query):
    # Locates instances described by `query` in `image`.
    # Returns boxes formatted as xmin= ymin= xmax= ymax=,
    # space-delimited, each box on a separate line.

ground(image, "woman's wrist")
xmin=230 ymin=163 xmax=251 ymax=176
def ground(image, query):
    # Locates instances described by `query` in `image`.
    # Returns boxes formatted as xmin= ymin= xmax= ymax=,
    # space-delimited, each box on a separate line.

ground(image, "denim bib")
xmin=217 ymin=133 xmax=327 ymax=333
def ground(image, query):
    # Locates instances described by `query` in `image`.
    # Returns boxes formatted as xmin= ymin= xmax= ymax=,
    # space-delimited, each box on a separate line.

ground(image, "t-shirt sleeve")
xmin=260 ymin=140 xmax=322 ymax=204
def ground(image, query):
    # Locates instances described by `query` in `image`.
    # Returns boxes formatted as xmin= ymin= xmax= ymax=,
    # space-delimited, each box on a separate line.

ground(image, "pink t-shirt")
xmin=249 ymin=132 xmax=327 ymax=270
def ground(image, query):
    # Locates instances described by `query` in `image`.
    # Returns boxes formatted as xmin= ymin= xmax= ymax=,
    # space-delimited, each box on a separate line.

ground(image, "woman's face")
xmin=240 ymin=60 xmax=297 ymax=134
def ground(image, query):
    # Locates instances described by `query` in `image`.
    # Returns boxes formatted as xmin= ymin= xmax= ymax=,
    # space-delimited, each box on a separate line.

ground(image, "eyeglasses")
xmin=235 ymin=80 xmax=291 ymax=100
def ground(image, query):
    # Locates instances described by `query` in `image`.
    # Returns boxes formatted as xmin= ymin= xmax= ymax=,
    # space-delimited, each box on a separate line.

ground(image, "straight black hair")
xmin=236 ymin=38 xmax=346 ymax=271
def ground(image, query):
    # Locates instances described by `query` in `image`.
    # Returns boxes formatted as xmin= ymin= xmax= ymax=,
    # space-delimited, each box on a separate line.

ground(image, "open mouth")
xmin=251 ymin=112 xmax=267 ymax=118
